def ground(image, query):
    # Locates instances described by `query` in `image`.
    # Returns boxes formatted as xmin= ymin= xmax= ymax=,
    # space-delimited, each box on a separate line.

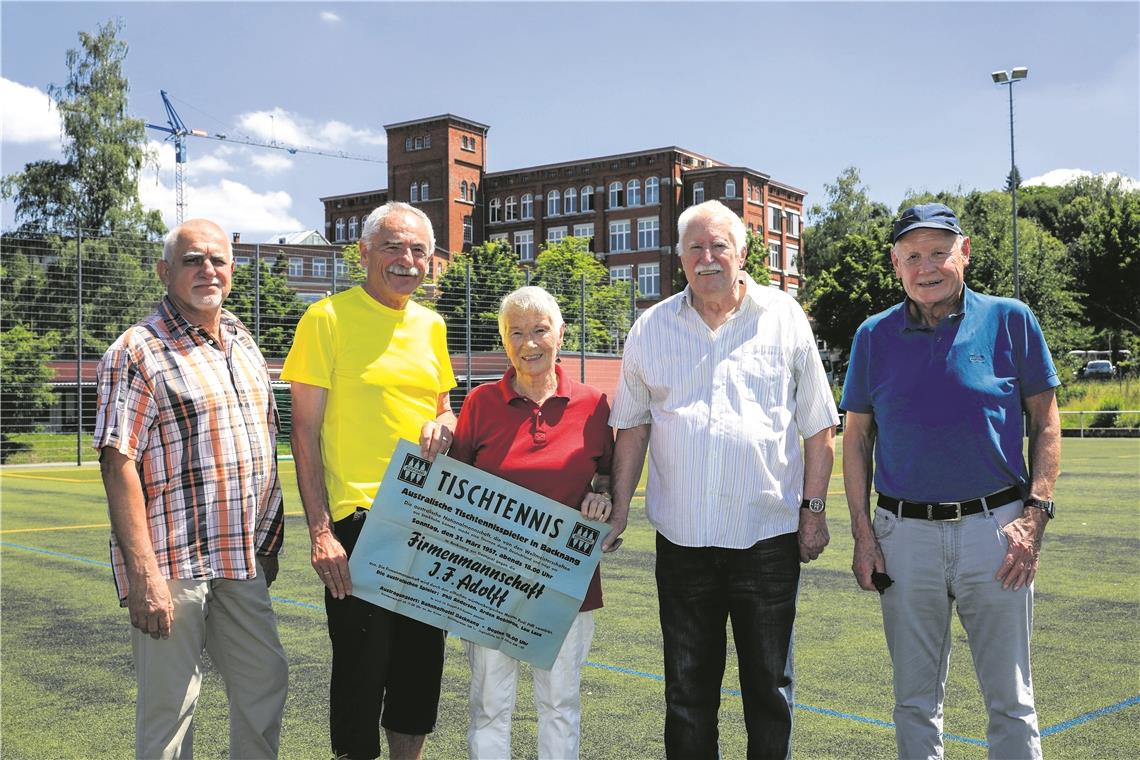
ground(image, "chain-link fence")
xmin=1 ymin=228 xmax=639 ymax=464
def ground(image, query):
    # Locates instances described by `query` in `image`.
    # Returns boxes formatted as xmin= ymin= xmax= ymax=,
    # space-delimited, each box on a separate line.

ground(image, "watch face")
xmin=808 ymin=498 xmax=825 ymax=513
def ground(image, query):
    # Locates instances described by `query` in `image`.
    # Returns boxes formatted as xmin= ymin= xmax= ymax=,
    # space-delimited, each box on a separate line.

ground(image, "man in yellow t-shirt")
xmin=282 ymin=202 xmax=456 ymax=760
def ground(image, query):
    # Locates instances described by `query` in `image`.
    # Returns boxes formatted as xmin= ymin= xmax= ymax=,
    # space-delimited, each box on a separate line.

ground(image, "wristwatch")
xmin=1024 ymin=497 xmax=1055 ymax=519
xmin=801 ymin=497 xmax=826 ymax=514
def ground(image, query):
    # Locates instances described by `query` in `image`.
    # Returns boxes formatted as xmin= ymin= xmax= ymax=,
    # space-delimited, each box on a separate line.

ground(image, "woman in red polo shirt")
xmin=449 ymin=285 xmax=615 ymax=760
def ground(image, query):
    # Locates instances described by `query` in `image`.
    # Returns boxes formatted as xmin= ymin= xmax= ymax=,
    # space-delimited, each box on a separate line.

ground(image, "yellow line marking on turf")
xmin=1 ymin=522 xmax=108 ymax=534
xmin=1 ymin=473 xmax=101 ymax=484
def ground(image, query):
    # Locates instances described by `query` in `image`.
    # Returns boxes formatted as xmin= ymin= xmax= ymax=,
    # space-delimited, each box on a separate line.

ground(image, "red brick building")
xmin=321 ymin=114 xmax=806 ymax=307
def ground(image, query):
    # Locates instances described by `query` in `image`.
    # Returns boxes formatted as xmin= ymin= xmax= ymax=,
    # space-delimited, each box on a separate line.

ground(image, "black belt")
xmin=877 ymin=486 xmax=1022 ymax=521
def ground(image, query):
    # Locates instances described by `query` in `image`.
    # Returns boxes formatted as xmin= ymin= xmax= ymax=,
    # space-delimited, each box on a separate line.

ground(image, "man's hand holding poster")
xmin=348 ymin=439 xmax=607 ymax=670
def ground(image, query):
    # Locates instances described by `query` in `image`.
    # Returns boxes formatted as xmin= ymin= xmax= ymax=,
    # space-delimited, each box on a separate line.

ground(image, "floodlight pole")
xmin=993 ymin=68 xmax=1028 ymax=301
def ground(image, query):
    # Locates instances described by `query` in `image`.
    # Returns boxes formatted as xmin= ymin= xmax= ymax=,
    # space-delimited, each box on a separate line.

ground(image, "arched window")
xmin=410 ymin=182 xmax=419 ymax=202
xmin=547 ymin=189 xmax=560 ymax=217
xmin=468 ymin=182 xmax=477 ymax=202
xmin=490 ymin=198 xmax=502 ymax=223
xmin=460 ymin=180 xmax=468 ymax=200
xmin=335 ymin=217 xmax=346 ymax=242
xmin=564 ymin=187 xmax=577 ymax=214
xmin=420 ymin=181 xmax=429 ymax=200
xmin=627 ymin=178 xmax=641 ymax=207
xmin=521 ymin=193 xmax=534 ymax=220
xmin=348 ymin=216 xmax=358 ymax=239
xmin=645 ymin=176 xmax=659 ymax=204
xmin=581 ymin=185 xmax=594 ymax=212
xmin=506 ymin=196 xmax=517 ymax=221
xmin=609 ymin=181 xmax=622 ymax=208
xmin=725 ymin=179 xmax=736 ymax=198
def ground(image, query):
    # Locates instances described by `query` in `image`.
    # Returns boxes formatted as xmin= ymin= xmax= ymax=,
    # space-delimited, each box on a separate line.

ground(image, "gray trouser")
xmin=874 ymin=500 xmax=1041 ymax=760
xmin=131 ymin=562 xmax=288 ymax=759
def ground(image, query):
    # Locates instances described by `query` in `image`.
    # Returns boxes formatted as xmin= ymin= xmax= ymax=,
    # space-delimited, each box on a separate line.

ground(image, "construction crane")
xmin=146 ymin=90 xmax=384 ymax=223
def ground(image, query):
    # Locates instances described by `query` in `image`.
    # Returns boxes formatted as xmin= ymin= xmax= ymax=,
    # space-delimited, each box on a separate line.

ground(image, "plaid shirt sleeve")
xmin=93 ymin=338 xmax=158 ymax=459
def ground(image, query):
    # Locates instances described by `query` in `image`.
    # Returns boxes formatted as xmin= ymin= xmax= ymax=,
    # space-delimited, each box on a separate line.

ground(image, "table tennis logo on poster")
xmin=397 ymin=452 xmax=431 ymax=488
xmin=566 ymin=522 xmax=600 ymax=556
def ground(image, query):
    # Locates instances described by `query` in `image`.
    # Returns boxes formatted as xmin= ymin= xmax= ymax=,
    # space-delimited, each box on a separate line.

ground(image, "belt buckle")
xmin=928 ymin=502 xmax=963 ymax=521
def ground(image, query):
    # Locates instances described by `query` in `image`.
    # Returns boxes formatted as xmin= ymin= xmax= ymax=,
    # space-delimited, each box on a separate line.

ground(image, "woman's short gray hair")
xmin=498 ymin=286 xmax=563 ymax=342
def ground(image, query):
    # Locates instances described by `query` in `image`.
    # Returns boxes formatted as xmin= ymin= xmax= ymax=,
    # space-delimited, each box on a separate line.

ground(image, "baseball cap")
xmin=891 ymin=203 xmax=963 ymax=244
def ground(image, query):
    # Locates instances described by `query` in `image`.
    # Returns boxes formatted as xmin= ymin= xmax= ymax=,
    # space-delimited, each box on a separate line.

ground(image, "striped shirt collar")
xmin=676 ymin=272 xmax=772 ymax=318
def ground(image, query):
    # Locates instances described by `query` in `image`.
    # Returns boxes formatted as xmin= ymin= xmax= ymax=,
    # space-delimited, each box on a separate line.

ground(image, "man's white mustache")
xmin=388 ymin=264 xmax=422 ymax=276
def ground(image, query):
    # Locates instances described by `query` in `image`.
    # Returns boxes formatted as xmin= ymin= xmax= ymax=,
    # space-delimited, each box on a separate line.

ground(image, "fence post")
xmin=579 ymin=274 xmax=586 ymax=383
xmin=629 ymin=274 xmax=636 ymax=326
xmin=1080 ymin=410 xmax=1085 ymax=438
xmin=465 ymin=260 xmax=473 ymax=394
xmin=254 ymin=243 xmax=262 ymax=343
xmin=75 ymin=227 xmax=83 ymax=466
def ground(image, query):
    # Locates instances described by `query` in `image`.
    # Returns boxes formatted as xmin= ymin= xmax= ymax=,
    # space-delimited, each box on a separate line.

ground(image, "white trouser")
xmin=875 ymin=500 xmax=1041 ymax=760
xmin=131 ymin=562 xmax=288 ymax=760
xmin=465 ymin=611 xmax=596 ymax=760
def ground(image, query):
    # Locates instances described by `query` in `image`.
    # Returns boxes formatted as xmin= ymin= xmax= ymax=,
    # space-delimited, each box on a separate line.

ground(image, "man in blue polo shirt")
xmin=841 ymin=203 xmax=1060 ymax=760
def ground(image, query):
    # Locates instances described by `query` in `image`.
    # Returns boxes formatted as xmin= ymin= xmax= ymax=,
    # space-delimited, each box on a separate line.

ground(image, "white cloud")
xmin=146 ymin=139 xmax=235 ymax=177
xmin=236 ymin=107 xmax=386 ymax=153
xmin=250 ymin=153 xmax=294 ymax=174
xmin=0 ymin=77 xmax=62 ymax=144
xmin=1023 ymin=168 xmax=1140 ymax=192
xmin=320 ymin=11 xmax=341 ymax=23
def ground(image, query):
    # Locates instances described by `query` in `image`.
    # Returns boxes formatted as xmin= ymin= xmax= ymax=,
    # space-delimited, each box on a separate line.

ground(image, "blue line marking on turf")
xmin=7 ymin=540 xmax=1138 ymax=746
xmin=1040 ymin=694 xmax=1140 ymax=736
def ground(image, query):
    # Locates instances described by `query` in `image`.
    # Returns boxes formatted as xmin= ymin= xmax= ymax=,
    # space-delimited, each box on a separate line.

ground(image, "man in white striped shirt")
xmin=608 ymin=200 xmax=838 ymax=760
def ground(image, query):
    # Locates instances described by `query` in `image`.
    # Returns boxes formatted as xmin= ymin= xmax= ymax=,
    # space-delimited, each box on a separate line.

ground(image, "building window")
xmin=787 ymin=211 xmax=800 ymax=238
xmin=547 ymin=189 xmax=560 ymax=217
xmin=581 ymin=185 xmax=594 ymax=212
xmin=768 ymin=241 xmax=782 ymax=270
xmin=424 ymin=134 xmax=431 ymax=148
xmin=288 ymin=257 xmax=303 ymax=277
xmin=414 ymin=136 xmax=423 ymax=150
xmin=788 ymin=284 xmax=799 ymax=299
xmin=645 ymin=176 xmax=659 ymax=204
xmin=546 ymin=226 xmax=567 ymax=244
xmin=405 ymin=137 xmax=413 ymax=152
xmin=348 ymin=216 xmax=358 ymax=239
xmin=489 ymin=233 xmax=509 ymax=244
xmin=638 ymin=263 xmax=660 ymax=297
xmin=461 ymin=135 xmax=476 ymax=151
xmin=506 ymin=196 xmax=518 ymax=221
xmin=637 ymin=217 xmax=660 ymax=250
xmin=521 ymin=193 xmax=533 ymax=220
xmin=573 ymin=223 xmax=594 ymax=241
xmin=627 ymin=179 xmax=642 ymax=207
xmin=514 ymin=230 xmax=535 ymax=262
xmin=693 ymin=182 xmax=705 ymax=204
xmin=490 ymin=198 xmax=502 ymax=223
xmin=460 ymin=180 xmax=468 ymax=200
xmin=610 ymin=264 xmax=632 ymax=284
xmin=564 ymin=187 xmax=577 ymax=214
xmin=609 ymin=220 xmax=631 ymax=252
xmin=769 ymin=204 xmax=784 ymax=234
xmin=335 ymin=217 xmax=345 ymax=241
xmin=468 ymin=182 xmax=477 ymax=202
xmin=725 ymin=179 xmax=736 ymax=198
xmin=420 ymin=181 xmax=429 ymax=201
xmin=770 ymin=279 xmax=782 ymax=289
xmin=335 ymin=259 xmax=348 ymax=277
xmin=235 ymin=256 xmax=251 ymax=267
xmin=410 ymin=182 xmax=419 ymax=203
xmin=313 ymin=258 xmax=328 ymax=278
xmin=786 ymin=245 xmax=799 ymax=274
xmin=609 ymin=181 xmax=623 ymax=209
xmin=463 ymin=215 xmax=473 ymax=244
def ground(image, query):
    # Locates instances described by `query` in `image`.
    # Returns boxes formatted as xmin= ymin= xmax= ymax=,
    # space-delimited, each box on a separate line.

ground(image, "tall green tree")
xmin=532 ymin=237 xmax=632 ymax=353
xmin=435 ymin=241 xmax=524 ymax=352
xmin=802 ymin=167 xmax=892 ymax=289
xmin=0 ymin=325 xmax=60 ymax=462
xmin=226 ymin=256 xmax=308 ymax=358
xmin=1 ymin=20 xmax=162 ymax=237
xmin=804 ymin=230 xmax=899 ymax=353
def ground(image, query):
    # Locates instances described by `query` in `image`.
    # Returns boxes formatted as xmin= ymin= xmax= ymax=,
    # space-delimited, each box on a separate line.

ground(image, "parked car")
xmin=1078 ymin=360 xmax=1117 ymax=379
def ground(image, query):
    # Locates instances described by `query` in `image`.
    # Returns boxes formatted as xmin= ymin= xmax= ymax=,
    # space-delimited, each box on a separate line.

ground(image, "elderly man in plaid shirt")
xmin=95 ymin=218 xmax=288 ymax=760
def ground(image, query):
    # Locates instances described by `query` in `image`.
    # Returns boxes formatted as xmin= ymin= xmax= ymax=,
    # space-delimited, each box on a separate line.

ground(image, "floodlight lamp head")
xmin=992 ymin=70 xmax=1009 ymax=83
xmin=1011 ymin=67 xmax=1029 ymax=80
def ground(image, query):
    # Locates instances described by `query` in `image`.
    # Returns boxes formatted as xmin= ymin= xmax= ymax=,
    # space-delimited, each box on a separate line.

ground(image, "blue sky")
xmin=3 ymin=1 xmax=1138 ymax=239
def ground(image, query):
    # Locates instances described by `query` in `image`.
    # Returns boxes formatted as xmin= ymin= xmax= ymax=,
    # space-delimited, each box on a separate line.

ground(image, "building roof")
xmin=383 ymin=114 xmax=491 ymax=134
xmin=483 ymin=146 xmax=722 ymax=180
xmin=261 ymin=230 xmax=331 ymax=245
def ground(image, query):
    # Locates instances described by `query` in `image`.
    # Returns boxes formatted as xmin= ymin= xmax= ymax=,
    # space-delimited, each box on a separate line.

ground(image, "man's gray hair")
xmin=498 ymin=286 xmax=564 ymax=342
xmin=361 ymin=202 xmax=436 ymax=254
xmin=162 ymin=219 xmax=231 ymax=263
xmin=677 ymin=200 xmax=748 ymax=254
